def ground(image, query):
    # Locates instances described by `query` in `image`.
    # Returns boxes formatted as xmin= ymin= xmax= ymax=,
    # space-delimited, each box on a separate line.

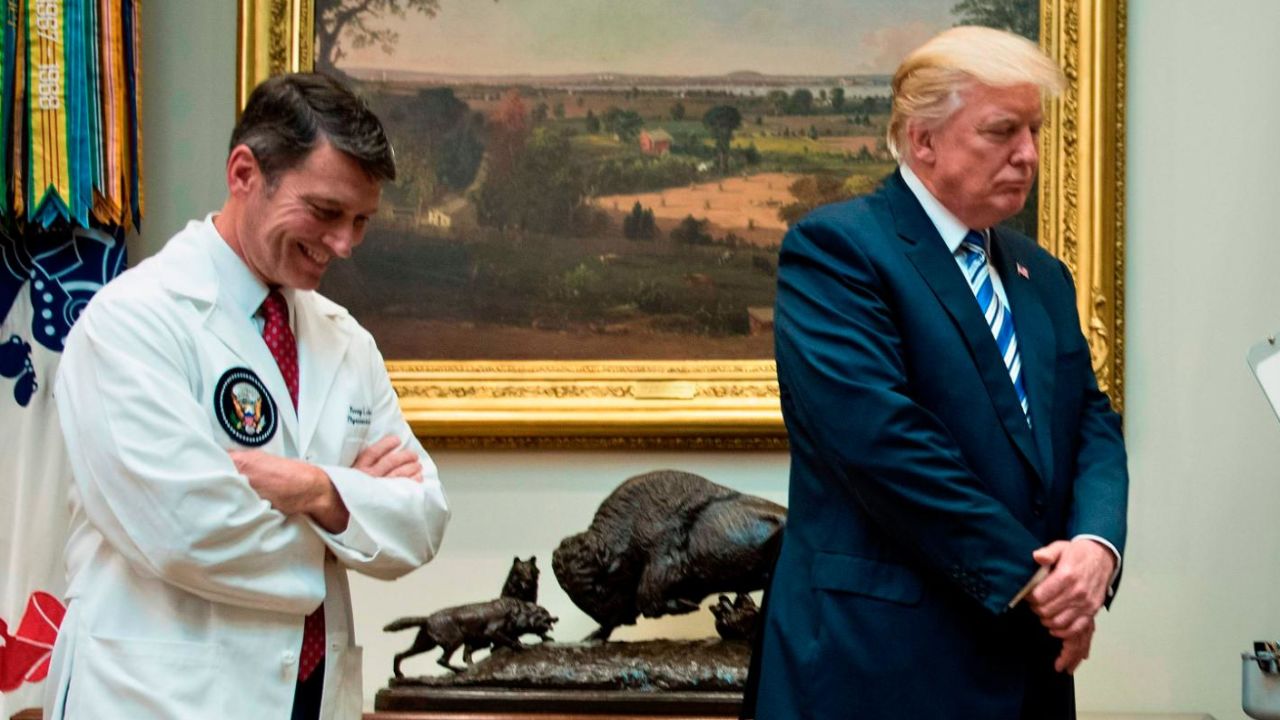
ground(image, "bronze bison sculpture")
xmin=552 ymin=469 xmax=785 ymax=641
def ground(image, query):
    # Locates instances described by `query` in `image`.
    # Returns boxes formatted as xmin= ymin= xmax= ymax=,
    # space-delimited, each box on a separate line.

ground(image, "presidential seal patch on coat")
xmin=214 ymin=367 xmax=278 ymax=446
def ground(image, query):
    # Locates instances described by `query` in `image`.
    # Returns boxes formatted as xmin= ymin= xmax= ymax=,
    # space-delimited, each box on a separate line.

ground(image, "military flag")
xmin=0 ymin=0 xmax=141 ymax=713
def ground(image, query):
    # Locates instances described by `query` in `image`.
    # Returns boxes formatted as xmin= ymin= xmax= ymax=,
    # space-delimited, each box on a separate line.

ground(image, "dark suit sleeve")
xmin=1056 ymin=261 xmax=1129 ymax=566
xmin=776 ymin=217 xmax=1043 ymax=615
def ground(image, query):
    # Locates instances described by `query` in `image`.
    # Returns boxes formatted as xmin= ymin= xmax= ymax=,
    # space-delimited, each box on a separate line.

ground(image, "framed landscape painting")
xmin=237 ymin=0 xmax=1126 ymax=447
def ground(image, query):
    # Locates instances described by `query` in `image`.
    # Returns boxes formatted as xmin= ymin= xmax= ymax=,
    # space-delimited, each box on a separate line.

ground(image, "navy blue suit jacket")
xmin=754 ymin=170 xmax=1127 ymax=719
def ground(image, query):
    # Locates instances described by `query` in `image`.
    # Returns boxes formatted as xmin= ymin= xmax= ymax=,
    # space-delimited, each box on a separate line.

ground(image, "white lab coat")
xmin=44 ymin=217 xmax=450 ymax=719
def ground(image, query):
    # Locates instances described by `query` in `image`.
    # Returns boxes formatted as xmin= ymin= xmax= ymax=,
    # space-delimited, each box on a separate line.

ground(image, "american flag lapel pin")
xmin=1016 ymin=262 xmax=1030 ymax=279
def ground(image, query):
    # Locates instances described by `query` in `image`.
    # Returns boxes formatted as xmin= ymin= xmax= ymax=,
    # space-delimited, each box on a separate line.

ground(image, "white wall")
xmin=138 ymin=1 xmax=1280 ymax=717
xmin=137 ymin=0 xmax=236 ymax=258
xmin=1076 ymin=2 xmax=1280 ymax=718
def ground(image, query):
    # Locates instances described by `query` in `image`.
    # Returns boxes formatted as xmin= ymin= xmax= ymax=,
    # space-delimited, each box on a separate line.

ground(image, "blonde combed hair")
xmin=887 ymin=26 xmax=1066 ymax=159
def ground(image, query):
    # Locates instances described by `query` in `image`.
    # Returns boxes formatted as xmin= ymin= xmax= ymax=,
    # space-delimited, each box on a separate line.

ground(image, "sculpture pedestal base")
xmin=376 ymin=639 xmax=747 ymax=717
xmin=374 ymin=687 xmax=740 ymax=716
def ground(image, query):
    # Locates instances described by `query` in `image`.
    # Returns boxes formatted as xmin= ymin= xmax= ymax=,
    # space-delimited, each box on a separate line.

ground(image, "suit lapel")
xmin=989 ymin=230 xmax=1055 ymax=481
xmin=887 ymin=172 xmax=1044 ymax=481
xmin=290 ymin=290 xmax=352 ymax=456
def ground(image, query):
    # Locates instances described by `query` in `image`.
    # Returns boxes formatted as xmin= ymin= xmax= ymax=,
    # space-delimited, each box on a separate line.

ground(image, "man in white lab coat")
xmin=44 ymin=73 xmax=450 ymax=719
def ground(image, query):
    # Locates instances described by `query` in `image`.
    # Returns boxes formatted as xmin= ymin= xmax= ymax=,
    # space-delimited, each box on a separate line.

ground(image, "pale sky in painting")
xmin=335 ymin=0 xmax=959 ymax=76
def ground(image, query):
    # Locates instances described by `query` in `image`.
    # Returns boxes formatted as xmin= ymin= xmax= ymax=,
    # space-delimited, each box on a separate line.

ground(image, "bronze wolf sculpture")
xmin=501 ymin=555 xmax=539 ymax=603
xmin=384 ymin=597 xmax=557 ymax=675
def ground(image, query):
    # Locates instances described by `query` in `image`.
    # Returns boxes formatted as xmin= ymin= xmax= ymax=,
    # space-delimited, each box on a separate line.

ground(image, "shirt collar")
xmin=899 ymin=163 xmax=986 ymax=254
xmin=201 ymin=213 xmax=271 ymax=320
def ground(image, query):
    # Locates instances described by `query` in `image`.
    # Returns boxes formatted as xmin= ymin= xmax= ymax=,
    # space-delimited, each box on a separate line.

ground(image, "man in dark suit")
xmin=752 ymin=26 xmax=1128 ymax=719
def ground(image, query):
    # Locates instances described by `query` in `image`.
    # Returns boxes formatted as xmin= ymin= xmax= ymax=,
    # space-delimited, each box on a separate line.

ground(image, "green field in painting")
xmin=326 ymin=80 xmax=898 ymax=359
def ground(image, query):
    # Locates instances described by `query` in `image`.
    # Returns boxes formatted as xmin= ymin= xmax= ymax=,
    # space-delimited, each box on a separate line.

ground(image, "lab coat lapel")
xmin=159 ymin=228 xmax=300 ymax=448
xmin=289 ymin=290 xmax=351 ymax=456
xmin=202 ymin=300 xmax=301 ymax=449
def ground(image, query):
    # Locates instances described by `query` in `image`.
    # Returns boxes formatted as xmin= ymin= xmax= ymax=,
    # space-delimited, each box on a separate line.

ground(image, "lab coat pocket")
xmin=72 ymin=635 xmax=226 ymax=719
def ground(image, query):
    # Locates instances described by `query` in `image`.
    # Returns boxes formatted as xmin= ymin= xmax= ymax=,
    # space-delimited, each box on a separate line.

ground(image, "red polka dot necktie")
xmin=260 ymin=290 xmax=326 ymax=682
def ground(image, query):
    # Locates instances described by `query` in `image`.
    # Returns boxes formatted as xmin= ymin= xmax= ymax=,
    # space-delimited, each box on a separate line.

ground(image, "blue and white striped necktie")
xmin=958 ymin=230 xmax=1030 ymax=423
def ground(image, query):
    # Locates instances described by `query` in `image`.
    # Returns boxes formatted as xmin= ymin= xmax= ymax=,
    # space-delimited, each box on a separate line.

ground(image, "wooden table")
xmin=11 ymin=708 xmax=1217 ymax=719
xmin=366 ymin=715 xmax=725 ymax=720
xmin=358 ymin=707 xmax=1208 ymax=712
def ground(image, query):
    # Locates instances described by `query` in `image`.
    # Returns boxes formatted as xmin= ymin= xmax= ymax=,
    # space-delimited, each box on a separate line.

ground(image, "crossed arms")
xmin=230 ymin=436 xmax=426 ymax=534
xmin=56 ymin=295 xmax=448 ymax=614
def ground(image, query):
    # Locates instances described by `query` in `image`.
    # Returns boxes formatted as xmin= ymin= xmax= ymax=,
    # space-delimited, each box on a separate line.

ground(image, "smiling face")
xmin=906 ymin=82 xmax=1042 ymax=230
xmin=224 ymin=139 xmax=381 ymax=290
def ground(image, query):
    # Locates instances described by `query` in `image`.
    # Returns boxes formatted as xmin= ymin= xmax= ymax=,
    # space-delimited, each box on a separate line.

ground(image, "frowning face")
xmin=907 ymin=82 xmax=1043 ymax=230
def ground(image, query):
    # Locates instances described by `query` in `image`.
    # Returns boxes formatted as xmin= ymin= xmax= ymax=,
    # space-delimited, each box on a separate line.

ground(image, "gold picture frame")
xmin=236 ymin=0 xmax=1125 ymax=449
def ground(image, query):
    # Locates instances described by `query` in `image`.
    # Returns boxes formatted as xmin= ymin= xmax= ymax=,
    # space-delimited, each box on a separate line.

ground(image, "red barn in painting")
xmin=639 ymin=129 xmax=673 ymax=156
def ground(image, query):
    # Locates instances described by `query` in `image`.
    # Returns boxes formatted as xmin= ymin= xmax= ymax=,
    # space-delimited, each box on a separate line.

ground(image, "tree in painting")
xmin=314 ymin=0 xmax=498 ymax=74
xmin=314 ymin=0 xmax=440 ymax=73
xmin=702 ymin=105 xmax=742 ymax=175
xmin=373 ymin=87 xmax=486 ymax=211
xmin=952 ymin=0 xmax=1039 ymax=41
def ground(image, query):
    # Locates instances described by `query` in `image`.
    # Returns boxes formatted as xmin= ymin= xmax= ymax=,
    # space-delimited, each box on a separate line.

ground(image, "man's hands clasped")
xmin=1026 ymin=539 xmax=1116 ymax=675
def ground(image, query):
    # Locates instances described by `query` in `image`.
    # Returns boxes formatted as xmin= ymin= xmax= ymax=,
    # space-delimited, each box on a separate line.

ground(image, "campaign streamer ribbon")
xmin=93 ymin=0 xmax=121 ymax=226
xmin=120 ymin=0 xmax=136 ymax=228
xmin=26 ymin=0 xmax=71 ymax=227
xmin=0 ymin=0 xmax=19 ymax=216
xmin=0 ymin=0 xmax=141 ymax=229
xmin=9 ymin=0 xmax=24 ymax=220
xmin=65 ymin=0 xmax=88 ymax=226
xmin=84 ymin=0 xmax=102 ymax=222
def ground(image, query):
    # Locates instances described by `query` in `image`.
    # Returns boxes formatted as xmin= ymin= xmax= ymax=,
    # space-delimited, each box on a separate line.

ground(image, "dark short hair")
xmin=230 ymin=72 xmax=396 ymax=184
